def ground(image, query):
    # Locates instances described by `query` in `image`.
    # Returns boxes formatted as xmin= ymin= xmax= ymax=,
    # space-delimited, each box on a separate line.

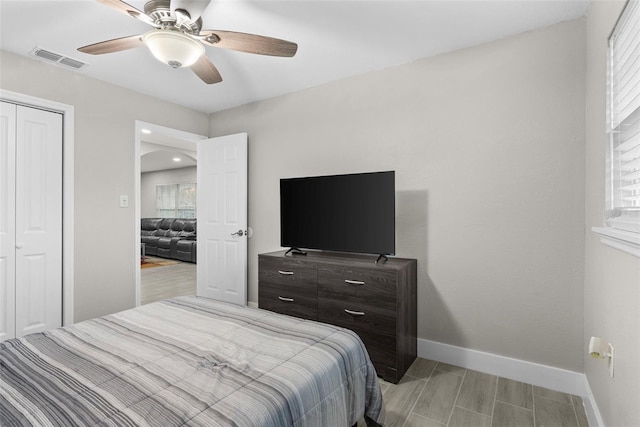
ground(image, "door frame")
xmin=0 ymin=89 xmax=75 ymax=327
xmin=134 ymin=121 xmax=206 ymax=306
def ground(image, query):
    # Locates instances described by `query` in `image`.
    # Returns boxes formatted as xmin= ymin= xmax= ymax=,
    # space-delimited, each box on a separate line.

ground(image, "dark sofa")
xmin=141 ymin=218 xmax=197 ymax=263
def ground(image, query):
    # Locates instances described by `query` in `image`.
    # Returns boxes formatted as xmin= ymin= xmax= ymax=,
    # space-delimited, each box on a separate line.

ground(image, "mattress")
xmin=0 ymin=296 xmax=385 ymax=426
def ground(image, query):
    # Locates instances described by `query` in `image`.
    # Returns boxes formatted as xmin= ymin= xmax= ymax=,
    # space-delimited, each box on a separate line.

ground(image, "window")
xmin=594 ymin=0 xmax=640 ymax=256
xmin=156 ymin=183 xmax=196 ymax=218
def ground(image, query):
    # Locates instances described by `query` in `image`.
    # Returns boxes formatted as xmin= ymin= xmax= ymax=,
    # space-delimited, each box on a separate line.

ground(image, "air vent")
xmin=59 ymin=57 xmax=87 ymax=70
xmin=29 ymin=47 xmax=88 ymax=70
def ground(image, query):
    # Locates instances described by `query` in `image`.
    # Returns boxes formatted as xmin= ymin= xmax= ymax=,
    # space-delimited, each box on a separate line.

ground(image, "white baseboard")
xmin=417 ymin=338 xmax=602 ymax=427
xmin=582 ymin=375 xmax=605 ymax=427
xmin=247 ymin=301 xmax=258 ymax=309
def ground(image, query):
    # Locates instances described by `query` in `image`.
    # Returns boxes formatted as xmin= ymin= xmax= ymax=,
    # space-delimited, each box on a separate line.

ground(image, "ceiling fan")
xmin=77 ymin=0 xmax=298 ymax=84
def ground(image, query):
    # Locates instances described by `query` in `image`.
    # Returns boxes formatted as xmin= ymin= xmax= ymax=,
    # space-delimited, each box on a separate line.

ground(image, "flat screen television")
xmin=280 ymin=171 xmax=395 ymax=256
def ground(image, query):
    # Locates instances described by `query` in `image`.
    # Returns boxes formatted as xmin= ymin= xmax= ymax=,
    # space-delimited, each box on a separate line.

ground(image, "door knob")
xmin=230 ymin=229 xmax=245 ymax=237
xmin=16 ymin=243 xmax=23 ymax=249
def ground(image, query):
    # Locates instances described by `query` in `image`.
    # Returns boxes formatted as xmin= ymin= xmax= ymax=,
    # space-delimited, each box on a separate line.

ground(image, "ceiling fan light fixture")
xmin=142 ymin=29 xmax=204 ymax=68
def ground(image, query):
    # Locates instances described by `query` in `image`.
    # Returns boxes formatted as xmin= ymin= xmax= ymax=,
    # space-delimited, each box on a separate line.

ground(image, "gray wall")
xmin=0 ymin=50 xmax=209 ymax=322
xmin=141 ymin=167 xmax=197 ymax=218
xmin=584 ymin=2 xmax=640 ymax=426
xmin=209 ymin=19 xmax=586 ymax=372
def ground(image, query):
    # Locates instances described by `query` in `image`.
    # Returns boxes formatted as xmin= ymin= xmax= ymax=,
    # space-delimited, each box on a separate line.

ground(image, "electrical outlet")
xmin=608 ymin=344 xmax=615 ymax=378
xmin=119 ymin=195 xmax=129 ymax=208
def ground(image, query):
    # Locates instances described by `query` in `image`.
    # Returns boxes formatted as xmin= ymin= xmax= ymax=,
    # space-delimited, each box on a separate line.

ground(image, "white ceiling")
xmin=0 ymin=1 xmax=589 ymax=114
xmin=141 ymin=140 xmax=197 ymax=172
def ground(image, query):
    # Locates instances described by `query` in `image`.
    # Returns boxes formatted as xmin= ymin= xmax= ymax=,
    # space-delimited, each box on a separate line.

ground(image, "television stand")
xmin=284 ymin=247 xmax=307 ymax=256
xmin=375 ymin=254 xmax=388 ymax=264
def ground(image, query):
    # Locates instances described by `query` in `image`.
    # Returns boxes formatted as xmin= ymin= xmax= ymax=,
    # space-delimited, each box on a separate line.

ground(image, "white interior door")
xmin=196 ymin=133 xmax=248 ymax=305
xmin=0 ymin=102 xmax=17 ymax=341
xmin=15 ymin=105 xmax=63 ymax=337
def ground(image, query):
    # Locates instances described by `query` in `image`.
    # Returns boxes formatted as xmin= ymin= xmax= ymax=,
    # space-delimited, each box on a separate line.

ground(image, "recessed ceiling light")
xmin=173 ymin=157 xmax=181 ymax=162
xmin=141 ymin=129 xmax=151 ymax=134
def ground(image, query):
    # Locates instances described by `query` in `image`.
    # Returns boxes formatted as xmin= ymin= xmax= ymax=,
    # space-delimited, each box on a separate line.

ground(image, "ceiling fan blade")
xmin=190 ymin=55 xmax=223 ymax=84
xmin=200 ymin=30 xmax=298 ymax=57
xmin=78 ymin=35 xmax=144 ymax=55
xmin=96 ymin=0 xmax=157 ymax=26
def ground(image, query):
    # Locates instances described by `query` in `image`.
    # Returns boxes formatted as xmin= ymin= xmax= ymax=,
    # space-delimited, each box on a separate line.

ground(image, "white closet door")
xmin=14 ymin=105 xmax=63 ymax=337
xmin=0 ymin=102 xmax=17 ymax=341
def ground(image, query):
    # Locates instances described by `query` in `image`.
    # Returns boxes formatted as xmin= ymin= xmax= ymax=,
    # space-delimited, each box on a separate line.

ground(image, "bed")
xmin=0 ymin=296 xmax=385 ymax=426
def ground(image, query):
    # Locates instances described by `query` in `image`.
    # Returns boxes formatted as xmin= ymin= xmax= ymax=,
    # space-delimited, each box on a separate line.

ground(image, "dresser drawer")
xmin=317 ymin=266 xmax=397 ymax=301
xmin=317 ymin=295 xmax=396 ymax=336
xmin=350 ymin=328 xmax=398 ymax=383
xmin=259 ymin=256 xmax=317 ymax=287
xmin=259 ymin=280 xmax=317 ymax=320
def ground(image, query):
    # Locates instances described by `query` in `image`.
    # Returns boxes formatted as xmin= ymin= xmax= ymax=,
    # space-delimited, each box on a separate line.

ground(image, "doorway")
xmin=134 ymin=121 xmax=206 ymax=306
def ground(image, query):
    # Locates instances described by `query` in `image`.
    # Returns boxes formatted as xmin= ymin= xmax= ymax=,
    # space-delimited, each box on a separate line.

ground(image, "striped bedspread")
xmin=1 ymin=296 xmax=385 ymax=426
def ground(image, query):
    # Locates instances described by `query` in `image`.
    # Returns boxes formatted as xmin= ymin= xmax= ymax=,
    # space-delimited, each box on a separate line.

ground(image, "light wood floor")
xmin=366 ymin=358 xmax=589 ymax=427
xmin=141 ymin=263 xmax=588 ymax=427
xmin=140 ymin=257 xmax=196 ymax=305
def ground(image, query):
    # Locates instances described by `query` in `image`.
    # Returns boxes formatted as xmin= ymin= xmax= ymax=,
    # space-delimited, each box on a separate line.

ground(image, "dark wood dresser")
xmin=258 ymin=250 xmax=417 ymax=384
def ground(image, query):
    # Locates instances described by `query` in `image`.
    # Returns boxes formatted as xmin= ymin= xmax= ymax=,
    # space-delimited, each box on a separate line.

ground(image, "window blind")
xmin=607 ymin=0 xmax=640 ymax=232
xmin=156 ymin=184 xmax=177 ymax=218
xmin=176 ymin=183 xmax=196 ymax=218
xmin=156 ymin=183 xmax=196 ymax=218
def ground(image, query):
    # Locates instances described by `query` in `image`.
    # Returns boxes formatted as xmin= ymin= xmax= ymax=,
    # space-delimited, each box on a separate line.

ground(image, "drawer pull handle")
xmin=344 ymin=279 xmax=365 ymax=285
xmin=278 ymin=296 xmax=295 ymax=302
xmin=278 ymin=270 xmax=294 ymax=275
xmin=344 ymin=309 xmax=365 ymax=316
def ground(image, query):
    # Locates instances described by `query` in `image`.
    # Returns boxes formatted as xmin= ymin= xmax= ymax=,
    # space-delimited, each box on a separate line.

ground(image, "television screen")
xmin=280 ymin=171 xmax=395 ymax=255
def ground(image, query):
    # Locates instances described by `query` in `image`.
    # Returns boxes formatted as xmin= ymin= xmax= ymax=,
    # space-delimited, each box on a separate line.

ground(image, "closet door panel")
xmin=0 ymin=102 xmax=16 ymax=341
xmin=14 ymin=106 xmax=63 ymax=337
